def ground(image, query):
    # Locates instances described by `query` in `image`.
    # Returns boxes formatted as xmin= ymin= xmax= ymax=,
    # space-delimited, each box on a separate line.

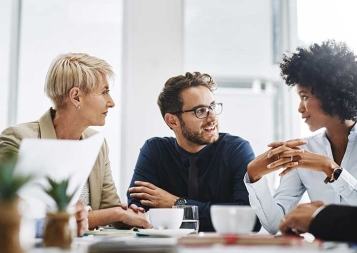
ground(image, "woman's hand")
xmin=115 ymin=208 xmax=152 ymax=229
xmin=129 ymin=203 xmax=146 ymax=213
xmin=273 ymin=150 xmax=339 ymax=177
xmin=74 ymin=201 xmax=88 ymax=236
xmin=267 ymin=138 xmax=307 ymax=149
xmin=266 ymin=138 xmax=339 ymax=177
xmin=247 ymin=139 xmax=307 ymax=183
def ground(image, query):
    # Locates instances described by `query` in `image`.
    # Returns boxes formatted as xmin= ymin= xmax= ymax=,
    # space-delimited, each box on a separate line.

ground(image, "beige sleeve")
xmin=0 ymin=127 xmax=22 ymax=161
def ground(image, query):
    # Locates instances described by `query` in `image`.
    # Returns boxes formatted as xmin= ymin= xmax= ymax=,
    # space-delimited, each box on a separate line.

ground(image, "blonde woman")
xmin=0 ymin=53 xmax=150 ymax=233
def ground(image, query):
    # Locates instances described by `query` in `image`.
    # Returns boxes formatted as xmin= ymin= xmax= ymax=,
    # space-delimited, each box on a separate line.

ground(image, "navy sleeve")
xmin=309 ymin=205 xmax=357 ymax=242
xmin=127 ymin=140 xmax=159 ymax=210
xmin=230 ymin=140 xmax=255 ymax=205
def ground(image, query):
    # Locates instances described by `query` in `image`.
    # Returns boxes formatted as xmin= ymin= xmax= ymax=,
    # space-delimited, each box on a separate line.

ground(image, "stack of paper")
xmin=14 ymin=132 xmax=104 ymax=219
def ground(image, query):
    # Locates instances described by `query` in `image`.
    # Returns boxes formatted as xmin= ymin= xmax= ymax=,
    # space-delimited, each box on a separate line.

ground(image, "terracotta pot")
xmin=0 ymin=198 xmax=23 ymax=253
xmin=42 ymin=211 xmax=74 ymax=249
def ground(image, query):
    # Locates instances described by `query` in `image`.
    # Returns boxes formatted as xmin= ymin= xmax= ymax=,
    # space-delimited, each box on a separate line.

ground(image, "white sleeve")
xmin=244 ymin=169 xmax=306 ymax=234
xmin=331 ymin=169 xmax=357 ymax=206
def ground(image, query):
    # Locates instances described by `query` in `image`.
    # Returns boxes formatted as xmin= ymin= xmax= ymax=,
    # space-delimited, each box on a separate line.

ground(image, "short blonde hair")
xmin=45 ymin=53 xmax=114 ymax=108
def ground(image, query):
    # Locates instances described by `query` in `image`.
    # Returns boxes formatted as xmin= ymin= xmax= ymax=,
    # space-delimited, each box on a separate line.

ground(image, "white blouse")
xmin=244 ymin=124 xmax=357 ymax=234
xmin=79 ymin=181 xmax=90 ymax=206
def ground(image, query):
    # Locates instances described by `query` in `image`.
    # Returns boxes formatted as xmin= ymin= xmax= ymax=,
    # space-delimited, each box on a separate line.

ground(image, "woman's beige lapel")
xmin=0 ymin=108 xmax=121 ymax=210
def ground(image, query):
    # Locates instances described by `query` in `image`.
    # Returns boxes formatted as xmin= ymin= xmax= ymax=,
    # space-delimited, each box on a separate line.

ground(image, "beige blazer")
xmin=0 ymin=108 xmax=121 ymax=210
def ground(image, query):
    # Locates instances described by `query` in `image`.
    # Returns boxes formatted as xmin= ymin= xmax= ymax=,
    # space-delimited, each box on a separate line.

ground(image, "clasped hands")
xmin=247 ymin=138 xmax=338 ymax=183
xmin=247 ymin=138 xmax=306 ymax=182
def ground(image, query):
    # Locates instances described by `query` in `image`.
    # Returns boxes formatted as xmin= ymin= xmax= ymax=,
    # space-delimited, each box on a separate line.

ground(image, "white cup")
xmin=210 ymin=205 xmax=256 ymax=234
xmin=147 ymin=208 xmax=184 ymax=230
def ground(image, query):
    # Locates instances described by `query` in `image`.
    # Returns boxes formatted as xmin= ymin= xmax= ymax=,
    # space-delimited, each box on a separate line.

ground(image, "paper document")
xmin=14 ymin=132 xmax=104 ymax=219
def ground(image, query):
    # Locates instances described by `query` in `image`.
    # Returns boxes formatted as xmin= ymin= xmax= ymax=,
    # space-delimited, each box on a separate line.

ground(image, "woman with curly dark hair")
xmin=244 ymin=40 xmax=357 ymax=235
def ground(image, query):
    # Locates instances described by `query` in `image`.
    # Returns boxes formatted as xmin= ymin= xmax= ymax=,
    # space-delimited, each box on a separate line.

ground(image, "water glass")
xmin=172 ymin=205 xmax=199 ymax=234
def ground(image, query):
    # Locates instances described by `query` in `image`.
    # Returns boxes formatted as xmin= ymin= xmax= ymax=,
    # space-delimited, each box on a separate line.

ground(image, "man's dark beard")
xmin=179 ymin=117 xmax=218 ymax=145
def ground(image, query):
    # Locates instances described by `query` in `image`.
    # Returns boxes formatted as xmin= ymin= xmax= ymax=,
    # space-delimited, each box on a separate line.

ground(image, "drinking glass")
xmin=172 ymin=205 xmax=199 ymax=234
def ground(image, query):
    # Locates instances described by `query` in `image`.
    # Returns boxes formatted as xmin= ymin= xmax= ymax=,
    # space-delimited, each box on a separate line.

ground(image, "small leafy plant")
xmin=0 ymin=156 xmax=32 ymax=202
xmin=43 ymin=177 xmax=78 ymax=212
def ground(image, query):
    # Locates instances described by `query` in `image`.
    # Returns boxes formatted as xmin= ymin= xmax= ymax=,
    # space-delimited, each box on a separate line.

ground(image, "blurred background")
xmin=1 ymin=0 xmax=357 ymax=202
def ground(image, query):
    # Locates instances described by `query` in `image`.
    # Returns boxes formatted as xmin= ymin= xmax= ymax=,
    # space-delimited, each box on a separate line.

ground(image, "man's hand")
xmin=128 ymin=181 xmax=178 ymax=208
xmin=279 ymin=201 xmax=325 ymax=236
xmin=75 ymin=201 xmax=88 ymax=236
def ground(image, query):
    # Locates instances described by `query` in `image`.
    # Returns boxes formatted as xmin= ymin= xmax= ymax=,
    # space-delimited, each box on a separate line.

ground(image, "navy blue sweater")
xmin=127 ymin=133 xmax=261 ymax=232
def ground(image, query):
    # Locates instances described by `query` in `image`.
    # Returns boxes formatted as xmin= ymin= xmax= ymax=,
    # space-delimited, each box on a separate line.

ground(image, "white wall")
xmin=184 ymin=0 xmax=280 ymax=81
xmin=120 ymin=0 xmax=183 ymax=197
xmin=184 ymin=0 xmax=282 ymax=148
xmin=215 ymin=86 xmax=276 ymax=155
xmin=0 ymin=0 xmax=12 ymax=131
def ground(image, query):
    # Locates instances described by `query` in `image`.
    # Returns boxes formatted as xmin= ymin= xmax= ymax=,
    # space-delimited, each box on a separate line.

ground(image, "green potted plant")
xmin=42 ymin=177 xmax=78 ymax=249
xmin=0 ymin=156 xmax=32 ymax=253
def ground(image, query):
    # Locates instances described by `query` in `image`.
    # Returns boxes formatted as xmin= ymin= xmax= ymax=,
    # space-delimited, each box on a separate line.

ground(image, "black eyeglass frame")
xmin=170 ymin=102 xmax=223 ymax=119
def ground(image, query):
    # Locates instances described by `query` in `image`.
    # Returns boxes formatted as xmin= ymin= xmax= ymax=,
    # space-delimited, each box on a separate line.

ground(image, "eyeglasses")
xmin=171 ymin=103 xmax=223 ymax=119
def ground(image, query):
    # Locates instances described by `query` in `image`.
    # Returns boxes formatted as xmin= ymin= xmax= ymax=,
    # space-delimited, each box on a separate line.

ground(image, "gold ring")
xmin=291 ymin=228 xmax=298 ymax=234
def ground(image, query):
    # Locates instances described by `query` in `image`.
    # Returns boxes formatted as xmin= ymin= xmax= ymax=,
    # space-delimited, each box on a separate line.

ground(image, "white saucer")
xmin=136 ymin=228 xmax=195 ymax=237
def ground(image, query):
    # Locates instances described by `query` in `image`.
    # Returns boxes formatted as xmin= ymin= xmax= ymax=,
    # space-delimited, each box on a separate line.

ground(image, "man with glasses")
xmin=127 ymin=72 xmax=260 ymax=232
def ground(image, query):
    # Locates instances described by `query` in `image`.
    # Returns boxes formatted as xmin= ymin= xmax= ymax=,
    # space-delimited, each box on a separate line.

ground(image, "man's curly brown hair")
xmin=280 ymin=40 xmax=357 ymax=122
xmin=157 ymin=72 xmax=217 ymax=119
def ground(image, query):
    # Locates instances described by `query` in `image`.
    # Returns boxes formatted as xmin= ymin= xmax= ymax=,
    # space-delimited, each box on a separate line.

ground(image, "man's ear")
xmin=68 ymin=87 xmax=81 ymax=107
xmin=164 ymin=113 xmax=180 ymax=129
